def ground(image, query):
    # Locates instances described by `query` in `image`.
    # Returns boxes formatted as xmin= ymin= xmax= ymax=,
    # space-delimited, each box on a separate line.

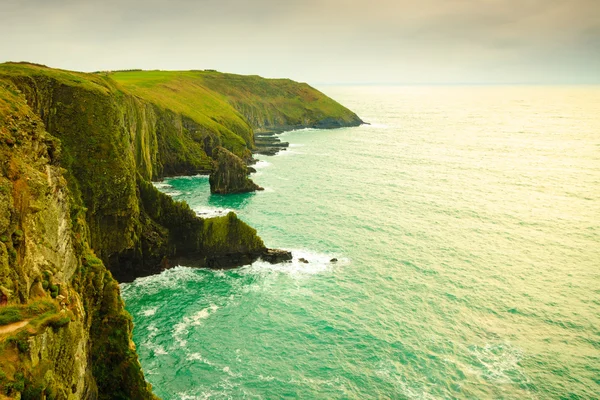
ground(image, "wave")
xmin=252 ymin=160 xmax=271 ymax=169
xmin=240 ymin=248 xmax=348 ymax=278
xmin=193 ymin=207 xmax=233 ymax=218
xmin=173 ymin=304 xmax=219 ymax=347
xmin=274 ymin=149 xmax=303 ymax=157
xmin=467 ymin=343 xmax=527 ymax=384
xmin=121 ymin=266 xmax=206 ymax=297
xmin=152 ymin=182 xmax=173 ymax=190
xmin=140 ymin=307 xmax=158 ymax=317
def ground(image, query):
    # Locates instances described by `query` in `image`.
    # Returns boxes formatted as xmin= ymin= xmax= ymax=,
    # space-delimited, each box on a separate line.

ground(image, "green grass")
xmin=111 ymin=69 xmax=361 ymax=135
xmin=110 ymin=70 xmax=253 ymax=156
xmin=0 ymin=301 xmax=57 ymax=326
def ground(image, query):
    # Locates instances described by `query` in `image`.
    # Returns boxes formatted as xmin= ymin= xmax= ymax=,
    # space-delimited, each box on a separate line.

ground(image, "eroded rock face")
xmin=0 ymin=85 xmax=156 ymax=399
xmin=209 ymin=146 xmax=263 ymax=194
xmin=261 ymin=249 xmax=293 ymax=263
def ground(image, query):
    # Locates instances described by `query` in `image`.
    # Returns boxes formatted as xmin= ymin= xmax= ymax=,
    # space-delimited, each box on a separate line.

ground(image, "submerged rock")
xmin=298 ymin=257 xmax=309 ymax=264
xmin=261 ymin=248 xmax=293 ymax=263
xmin=330 ymin=258 xmax=338 ymax=263
xmin=209 ymin=146 xmax=264 ymax=194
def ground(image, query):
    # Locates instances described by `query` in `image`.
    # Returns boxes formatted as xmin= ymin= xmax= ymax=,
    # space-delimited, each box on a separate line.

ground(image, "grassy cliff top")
xmin=0 ymin=62 xmax=362 ymax=158
xmin=109 ymin=69 xmax=361 ymax=129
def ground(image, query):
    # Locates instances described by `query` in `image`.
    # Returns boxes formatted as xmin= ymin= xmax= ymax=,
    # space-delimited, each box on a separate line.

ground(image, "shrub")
xmin=0 ymin=307 xmax=22 ymax=325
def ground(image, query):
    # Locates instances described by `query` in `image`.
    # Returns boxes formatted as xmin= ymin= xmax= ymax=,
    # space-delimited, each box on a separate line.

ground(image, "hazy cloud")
xmin=1 ymin=0 xmax=598 ymax=83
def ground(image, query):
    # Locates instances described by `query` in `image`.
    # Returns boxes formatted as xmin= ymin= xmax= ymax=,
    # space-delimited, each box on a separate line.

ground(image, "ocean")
xmin=121 ymin=85 xmax=600 ymax=399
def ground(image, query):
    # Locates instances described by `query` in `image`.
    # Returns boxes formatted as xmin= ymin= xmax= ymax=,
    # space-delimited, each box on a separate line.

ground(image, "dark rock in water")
xmin=298 ymin=257 xmax=309 ymax=264
xmin=247 ymin=166 xmax=257 ymax=173
xmin=330 ymin=258 xmax=338 ymax=263
xmin=261 ymin=248 xmax=293 ymax=263
xmin=254 ymin=147 xmax=286 ymax=156
xmin=209 ymin=146 xmax=263 ymax=194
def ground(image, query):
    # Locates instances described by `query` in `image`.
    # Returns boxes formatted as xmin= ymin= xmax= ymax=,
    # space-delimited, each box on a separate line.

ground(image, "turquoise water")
xmin=121 ymin=86 xmax=600 ymax=399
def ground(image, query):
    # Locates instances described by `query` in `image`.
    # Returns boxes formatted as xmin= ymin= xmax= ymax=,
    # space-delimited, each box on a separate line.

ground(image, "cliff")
xmin=0 ymin=62 xmax=361 ymax=398
xmin=109 ymin=69 xmax=363 ymax=136
xmin=209 ymin=147 xmax=263 ymax=194
xmin=0 ymin=83 xmax=155 ymax=398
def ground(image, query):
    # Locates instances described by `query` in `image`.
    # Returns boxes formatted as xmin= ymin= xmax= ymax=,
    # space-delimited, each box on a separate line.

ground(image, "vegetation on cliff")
xmin=209 ymin=146 xmax=263 ymax=194
xmin=110 ymin=69 xmax=363 ymax=137
xmin=0 ymin=83 xmax=156 ymax=399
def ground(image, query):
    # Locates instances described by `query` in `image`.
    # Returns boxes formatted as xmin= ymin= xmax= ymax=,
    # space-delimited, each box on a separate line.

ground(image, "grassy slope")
xmin=111 ymin=70 xmax=362 ymax=133
xmin=109 ymin=70 xmax=253 ymax=157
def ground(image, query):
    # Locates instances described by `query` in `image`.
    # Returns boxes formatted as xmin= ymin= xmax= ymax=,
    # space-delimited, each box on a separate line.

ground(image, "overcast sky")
xmin=1 ymin=0 xmax=599 ymax=84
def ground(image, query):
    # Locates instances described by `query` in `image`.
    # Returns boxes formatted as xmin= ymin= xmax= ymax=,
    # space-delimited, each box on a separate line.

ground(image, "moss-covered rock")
xmin=0 ymin=82 xmax=156 ymax=399
xmin=209 ymin=146 xmax=263 ymax=194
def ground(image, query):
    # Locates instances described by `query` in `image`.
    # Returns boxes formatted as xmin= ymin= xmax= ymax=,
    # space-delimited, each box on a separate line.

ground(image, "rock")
xmin=261 ymin=248 xmax=293 ymax=263
xmin=247 ymin=166 xmax=257 ymax=174
xmin=298 ymin=257 xmax=309 ymax=264
xmin=209 ymin=146 xmax=264 ymax=194
xmin=253 ymin=147 xmax=287 ymax=156
xmin=330 ymin=258 xmax=338 ymax=262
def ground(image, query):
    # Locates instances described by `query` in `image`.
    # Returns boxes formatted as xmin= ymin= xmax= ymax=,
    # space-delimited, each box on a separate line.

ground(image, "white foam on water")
xmin=274 ymin=150 xmax=302 ymax=157
xmin=252 ymin=160 xmax=271 ymax=169
xmin=163 ymin=190 xmax=183 ymax=197
xmin=121 ymin=266 xmax=206 ymax=297
xmin=173 ymin=304 xmax=219 ymax=347
xmin=152 ymin=182 xmax=172 ymax=190
xmin=186 ymin=352 xmax=214 ymax=365
xmin=194 ymin=207 xmax=233 ymax=218
xmin=141 ymin=307 xmax=157 ymax=317
xmin=187 ymin=352 xmax=203 ymax=361
xmin=241 ymin=249 xmax=348 ymax=278
xmin=288 ymin=143 xmax=305 ymax=147
xmin=150 ymin=344 xmax=168 ymax=356
xmin=468 ymin=343 xmax=526 ymax=384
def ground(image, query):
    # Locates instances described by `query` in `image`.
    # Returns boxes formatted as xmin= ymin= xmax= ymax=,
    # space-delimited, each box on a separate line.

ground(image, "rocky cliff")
xmin=0 ymin=82 xmax=156 ymax=399
xmin=0 ymin=62 xmax=361 ymax=398
xmin=209 ymin=147 xmax=263 ymax=194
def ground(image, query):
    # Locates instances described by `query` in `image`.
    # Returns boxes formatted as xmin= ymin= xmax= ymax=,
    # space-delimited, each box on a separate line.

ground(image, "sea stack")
xmin=209 ymin=146 xmax=263 ymax=194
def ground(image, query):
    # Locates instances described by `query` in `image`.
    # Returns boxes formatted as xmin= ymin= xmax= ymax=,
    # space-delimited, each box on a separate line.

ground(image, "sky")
xmin=1 ymin=0 xmax=599 ymax=84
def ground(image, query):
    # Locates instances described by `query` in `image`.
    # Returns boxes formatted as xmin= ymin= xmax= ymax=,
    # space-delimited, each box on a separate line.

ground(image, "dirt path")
xmin=0 ymin=320 xmax=29 ymax=335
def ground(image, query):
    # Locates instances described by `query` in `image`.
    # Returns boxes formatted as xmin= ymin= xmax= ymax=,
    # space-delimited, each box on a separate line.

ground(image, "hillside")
xmin=110 ymin=69 xmax=363 ymax=134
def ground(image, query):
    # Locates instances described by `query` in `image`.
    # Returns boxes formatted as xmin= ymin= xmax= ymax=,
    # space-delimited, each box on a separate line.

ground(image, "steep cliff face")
xmin=209 ymin=147 xmax=263 ymax=194
xmin=0 ymin=83 xmax=155 ymax=399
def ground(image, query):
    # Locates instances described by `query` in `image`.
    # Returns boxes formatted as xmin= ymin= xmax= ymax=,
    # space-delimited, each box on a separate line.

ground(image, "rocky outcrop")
xmin=209 ymin=146 xmax=263 ymax=194
xmin=253 ymin=133 xmax=290 ymax=156
xmin=261 ymin=249 xmax=293 ymax=263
